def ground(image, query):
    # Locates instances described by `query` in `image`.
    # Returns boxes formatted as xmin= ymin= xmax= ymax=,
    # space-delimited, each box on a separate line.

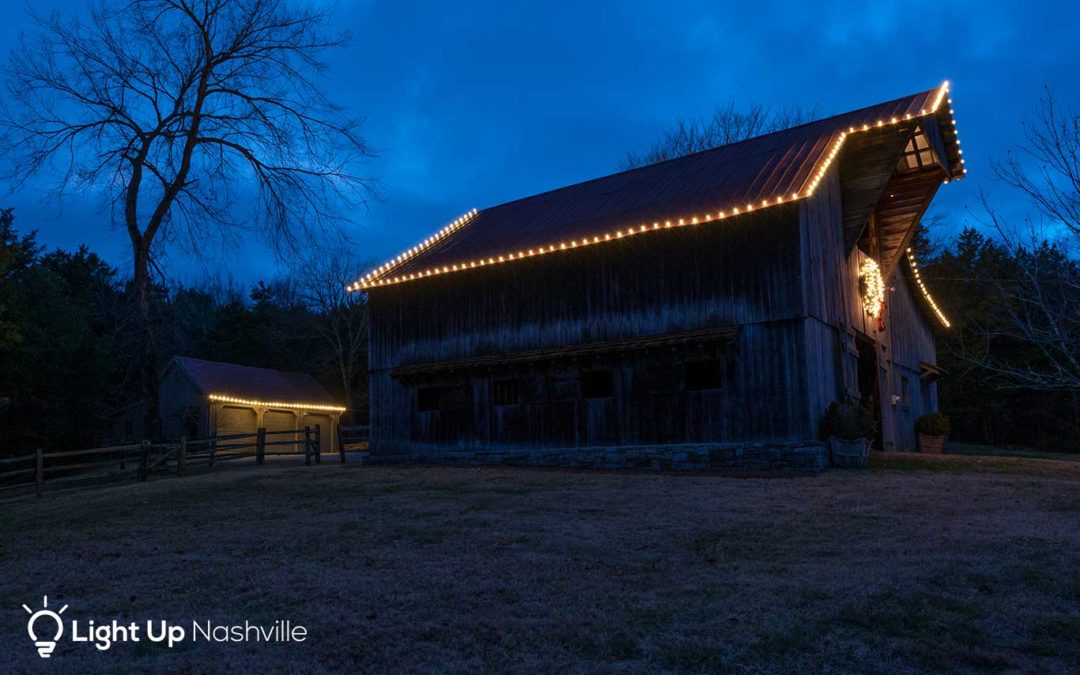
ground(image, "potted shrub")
xmin=821 ymin=402 xmax=875 ymax=468
xmin=914 ymin=412 xmax=950 ymax=454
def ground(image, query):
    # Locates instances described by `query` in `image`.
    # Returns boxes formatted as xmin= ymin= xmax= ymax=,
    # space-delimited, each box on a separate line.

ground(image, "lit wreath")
xmin=860 ymin=258 xmax=885 ymax=319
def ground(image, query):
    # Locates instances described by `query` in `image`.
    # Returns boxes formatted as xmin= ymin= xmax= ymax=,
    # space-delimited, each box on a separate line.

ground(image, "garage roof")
xmin=169 ymin=356 xmax=343 ymax=410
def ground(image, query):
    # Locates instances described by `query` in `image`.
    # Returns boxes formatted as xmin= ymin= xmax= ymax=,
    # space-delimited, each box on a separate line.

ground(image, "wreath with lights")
xmin=859 ymin=257 xmax=886 ymax=328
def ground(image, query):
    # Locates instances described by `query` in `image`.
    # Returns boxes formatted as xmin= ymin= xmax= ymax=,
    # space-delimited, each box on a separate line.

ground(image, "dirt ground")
xmin=2 ymin=453 xmax=1080 ymax=673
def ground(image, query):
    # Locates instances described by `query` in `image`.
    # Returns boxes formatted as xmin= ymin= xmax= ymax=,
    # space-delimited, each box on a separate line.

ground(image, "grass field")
xmin=3 ymin=452 xmax=1080 ymax=673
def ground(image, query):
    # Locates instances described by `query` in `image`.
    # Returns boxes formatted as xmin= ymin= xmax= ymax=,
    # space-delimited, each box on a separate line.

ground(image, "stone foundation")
xmin=366 ymin=441 xmax=829 ymax=472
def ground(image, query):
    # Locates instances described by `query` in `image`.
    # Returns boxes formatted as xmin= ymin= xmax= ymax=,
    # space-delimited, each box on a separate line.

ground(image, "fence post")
xmin=35 ymin=448 xmax=44 ymax=497
xmin=338 ymin=423 xmax=346 ymax=464
xmin=209 ymin=437 xmax=216 ymax=469
xmin=138 ymin=440 xmax=150 ymax=481
xmin=314 ymin=424 xmax=321 ymax=464
xmin=177 ymin=436 xmax=187 ymax=477
xmin=304 ymin=426 xmax=312 ymax=466
xmin=256 ymin=427 xmax=266 ymax=465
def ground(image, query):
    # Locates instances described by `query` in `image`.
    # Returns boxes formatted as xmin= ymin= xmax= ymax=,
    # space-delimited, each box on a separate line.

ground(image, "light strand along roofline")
xmin=905 ymin=248 xmax=952 ymax=328
xmin=351 ymin=81 xmax=963 ymax=292
xmin=208 ymin=394 xmax=346 ymax=413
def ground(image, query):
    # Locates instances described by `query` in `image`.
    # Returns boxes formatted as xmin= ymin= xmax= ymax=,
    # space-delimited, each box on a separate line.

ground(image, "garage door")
xmin=302 ymin=413 xmax=333 ymax=451
xmin=263 ymin=410 xmax=296 ymax=433
xmin=217 ymin=406 xmax=257 ymax=438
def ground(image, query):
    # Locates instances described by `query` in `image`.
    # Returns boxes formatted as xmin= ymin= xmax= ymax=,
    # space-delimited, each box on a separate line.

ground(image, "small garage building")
xmin=159 ymin=356 xmax=344 ymax=449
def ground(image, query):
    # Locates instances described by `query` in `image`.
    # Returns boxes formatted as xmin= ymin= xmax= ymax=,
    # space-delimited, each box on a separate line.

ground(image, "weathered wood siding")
xmin=371 ymin=160 xmax=940 ymax=455
xmin=799 ymin=164 xmax=938 ymax=451
xmin=799 ymin=164 xmax=850 ymax=436
xmin=159 ymin=365 xmax=209 ymax=440
xmin=369 ymin=206 xmax=819 ymax=453
xmin=370 ymin=206 xmax=804 ymax=369
xmin=883 ymin=269 xmax=939 ymax=450
xmin=370 ymin=320 xmax=809 ymax=453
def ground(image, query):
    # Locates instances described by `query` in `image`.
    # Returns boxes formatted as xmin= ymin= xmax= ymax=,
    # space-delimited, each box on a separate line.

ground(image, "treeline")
xmin=2 ymin=218 xmax=1078 ymax=456
xmin=0 ymin=209 xmax=368 ymax=456
xmin=918 ymin=226 xmax=1080 ymax=451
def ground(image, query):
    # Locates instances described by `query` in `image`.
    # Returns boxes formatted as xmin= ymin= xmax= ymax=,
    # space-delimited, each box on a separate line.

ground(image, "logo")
xmin=18 ymin=596 xmax=308 ymax=658
xmin=23 ymin=596 xmax=67 ymax=658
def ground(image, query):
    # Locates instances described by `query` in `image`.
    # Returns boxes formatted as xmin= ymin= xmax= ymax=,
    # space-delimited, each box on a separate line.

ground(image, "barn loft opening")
xmin=897 ymin=128 xmax=939 ymax=173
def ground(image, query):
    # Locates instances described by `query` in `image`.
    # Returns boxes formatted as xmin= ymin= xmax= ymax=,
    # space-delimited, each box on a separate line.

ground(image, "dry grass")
xmin=2 ymin=453 xmax=1080 ymax=673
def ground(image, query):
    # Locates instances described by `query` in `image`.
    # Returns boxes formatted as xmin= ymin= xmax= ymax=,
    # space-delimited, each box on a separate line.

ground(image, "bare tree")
xmin=622 ymin=100 xmax=821 ymax=169
xmin=968 ymin=196 xmax=1080 ymax=391
xmin=293 ymin=252 xmax=370 ymax=422
xmin=960 ymin=89 xmax=1080 ymax=391
xmin=994 ymin=88 xmax=1080 ymax=238
xmin=1 ymin=0 xmax=376 ymax=438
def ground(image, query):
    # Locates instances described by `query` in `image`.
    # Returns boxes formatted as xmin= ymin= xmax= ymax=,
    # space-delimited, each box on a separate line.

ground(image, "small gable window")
xmin=899 ymin=130 xmax=936 ymax=173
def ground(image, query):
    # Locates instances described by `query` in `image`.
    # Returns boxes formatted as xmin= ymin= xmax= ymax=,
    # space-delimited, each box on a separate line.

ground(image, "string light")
xmin=353 ymin=81 xmax=965 ymax=290
xmin=345 ymin=209 xmax=479 ymax=291
xmin=208 ymin=394 xmax=346 ymax=413
xmin=860 ymin=257 xmax=886 ymax=318
xmin=905 ymin=248 xmax=951 ymax=328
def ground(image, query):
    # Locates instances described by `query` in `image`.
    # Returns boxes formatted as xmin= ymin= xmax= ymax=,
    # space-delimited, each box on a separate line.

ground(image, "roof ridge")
xmin=475 ymin=86 xmax=942 ymax=210
xmin=172 ymin=355 xmax=318 ymax=380
xmin=353 ymin=81 xmax=961 ymax=290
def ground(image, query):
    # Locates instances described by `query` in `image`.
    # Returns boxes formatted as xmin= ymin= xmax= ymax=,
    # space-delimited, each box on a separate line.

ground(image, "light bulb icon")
xmin=23 ymin=595 xmax=67 ymax=658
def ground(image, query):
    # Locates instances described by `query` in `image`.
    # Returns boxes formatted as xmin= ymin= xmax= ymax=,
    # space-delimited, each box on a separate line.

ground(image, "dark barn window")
xmin=417 ymin=387 xmax=441 ymax=412
xmin=417 ymin=384 xmax=472 ymax=412
xmin=492 ymin=379 xmax=521 ymax=406
xmin=548 ymin=374 xmax=579 ymax=401
xmin=580 ymin=369 xmax=614 ymax=399
xmin=684 ymin=358 xmax=724 ymax=391
xmin=439 ymin=385 xmax=470 ymax=411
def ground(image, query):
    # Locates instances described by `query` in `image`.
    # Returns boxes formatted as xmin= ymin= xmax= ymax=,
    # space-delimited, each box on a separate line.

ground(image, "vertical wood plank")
xmin=256 ymin=427 xmax=266 ymax=465
xmin=35 ymin=448 xmax=43 ymax=497
xmin=304 ymin=425 xmax=312 ymax=466
xmin=178 ymin=436 xmax=187 ymax=476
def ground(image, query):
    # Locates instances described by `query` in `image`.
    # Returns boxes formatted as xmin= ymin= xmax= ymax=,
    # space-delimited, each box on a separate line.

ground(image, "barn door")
xmin=855 ymin=335 xmax=883 ymax=450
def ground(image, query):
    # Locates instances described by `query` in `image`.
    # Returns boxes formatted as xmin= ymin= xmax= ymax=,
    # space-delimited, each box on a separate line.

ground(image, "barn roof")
xmin=168 ymin=356 xmax=344 ymax=411
xmin=352 ymin=81 xmax=965 ymax=292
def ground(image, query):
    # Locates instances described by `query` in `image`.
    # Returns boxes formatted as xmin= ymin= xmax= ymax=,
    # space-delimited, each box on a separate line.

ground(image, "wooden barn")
xmin=354 ymin=82 xmax=963 ymax=469
xmin=158 ymin=357 xmax=345 ymax=448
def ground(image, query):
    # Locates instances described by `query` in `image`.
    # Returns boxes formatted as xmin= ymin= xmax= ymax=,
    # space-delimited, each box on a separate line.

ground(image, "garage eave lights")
xmin=208 ymin=394 xmax=347 ymax=413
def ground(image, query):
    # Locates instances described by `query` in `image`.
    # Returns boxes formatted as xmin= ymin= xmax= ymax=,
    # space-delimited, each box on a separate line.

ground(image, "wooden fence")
xmin=0 ymin=424 xmax=334 ymax=498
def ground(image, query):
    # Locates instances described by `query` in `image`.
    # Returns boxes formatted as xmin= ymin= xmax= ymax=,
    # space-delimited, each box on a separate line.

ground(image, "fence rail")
xmin=0 ymin=424 xmax=330 ymax=498
xmin=338 ymin=424 xmax=370 ymax=463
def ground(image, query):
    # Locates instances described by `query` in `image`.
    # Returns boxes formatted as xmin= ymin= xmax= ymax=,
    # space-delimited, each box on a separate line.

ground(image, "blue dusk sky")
xmin=1 ymin=0 xmax=1077 ymax=287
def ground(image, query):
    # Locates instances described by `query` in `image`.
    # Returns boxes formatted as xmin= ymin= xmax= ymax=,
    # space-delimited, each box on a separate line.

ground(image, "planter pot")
xmin=829 ymin=436 xmax=869 ymax=468
xmin=917 ymin=433 xmax=947 ymax=454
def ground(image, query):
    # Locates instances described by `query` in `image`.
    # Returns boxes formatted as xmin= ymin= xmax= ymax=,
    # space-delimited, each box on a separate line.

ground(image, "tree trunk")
xmin=134 ymin=243 xmax=162 ymax=441
xmin=339 ymin=362 xmax=355 ymax=425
